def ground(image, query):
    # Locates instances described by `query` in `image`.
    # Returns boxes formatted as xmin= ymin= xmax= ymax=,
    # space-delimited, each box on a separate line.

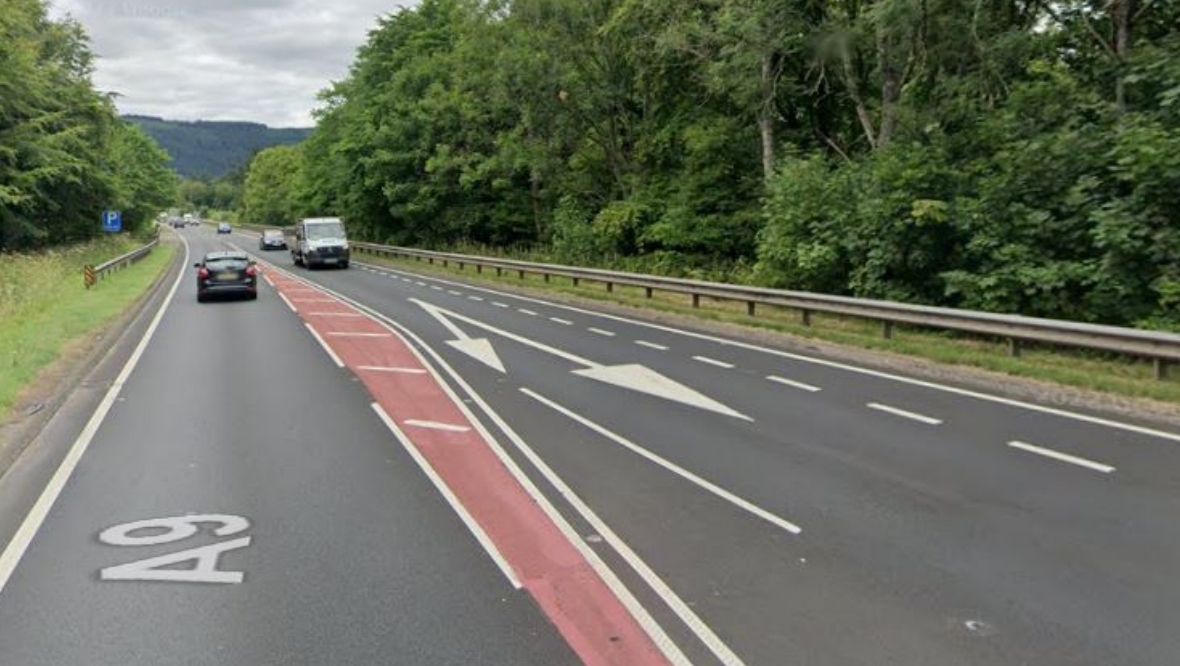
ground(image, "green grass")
xmin=0 ymin=237 xmax=177 ymax=419
xmin=359 ymin=252 xmax=1180 ymax=404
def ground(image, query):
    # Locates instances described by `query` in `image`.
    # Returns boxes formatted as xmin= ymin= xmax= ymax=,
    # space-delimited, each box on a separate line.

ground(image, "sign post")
xmin=102 ymin=211 xmax=122 ymax=233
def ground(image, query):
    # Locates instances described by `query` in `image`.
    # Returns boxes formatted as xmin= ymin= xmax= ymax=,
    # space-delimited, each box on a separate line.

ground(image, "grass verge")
xmin=358 ymin=252 xmax=1180 ymax=405
xmin=0 ymin=237 xmax=177 ymax=419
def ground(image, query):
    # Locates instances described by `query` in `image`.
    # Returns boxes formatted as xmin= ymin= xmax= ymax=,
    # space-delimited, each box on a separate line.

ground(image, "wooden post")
xmin=518 ymin=270 xmax=525 ymax=279
xmin=1156 ymin=358 xmax=1170 ymax=381
xmin=801 ymin=310 xmax=811 ymax=327
xmin=645 ymin=287 xmax=653 ymax=299
xmin=1008 ymin=338 xmax=1022 ymax=358
xmin=573 ymin=277 xmax=580 ymax=287
xmin=606 ymin=282 xmax=613 ymax=293
xmin=882 ymin=321 xmax=893 ymax=339
xmin=692 ymin=294 xmax=701 ymax=308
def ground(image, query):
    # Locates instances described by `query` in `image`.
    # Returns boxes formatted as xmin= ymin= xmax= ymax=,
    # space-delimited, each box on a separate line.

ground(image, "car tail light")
xmin=197 ymin=267 xmax=209 ymax=279
xmin=245 ymin=266 xmax=257 ymax=277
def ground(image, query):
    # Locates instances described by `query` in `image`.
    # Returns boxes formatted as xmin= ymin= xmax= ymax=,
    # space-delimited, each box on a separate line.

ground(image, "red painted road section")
xmin=262 ymin=267 xmax=673 ymax=666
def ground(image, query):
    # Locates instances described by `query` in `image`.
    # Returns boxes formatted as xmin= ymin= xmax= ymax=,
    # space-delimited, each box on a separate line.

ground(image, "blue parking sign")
xmin=102 ymin=210 xmax=122 ymax=233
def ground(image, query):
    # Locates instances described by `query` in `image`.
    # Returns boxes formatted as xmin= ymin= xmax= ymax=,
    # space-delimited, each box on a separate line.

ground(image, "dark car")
xmin=259 ymin=229 xmax=287 ymax=251
xmin=195 ymin=251 xmax=257 ymax=302
xmin=217 ymin=222 xmax=232 ymax=234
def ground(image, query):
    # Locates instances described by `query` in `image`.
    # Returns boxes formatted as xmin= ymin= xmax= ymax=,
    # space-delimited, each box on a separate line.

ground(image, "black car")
xmin=259 ymin=229 xmax=287 ymax=251
xmin=195 ymin=251 xmax=257 ymax=302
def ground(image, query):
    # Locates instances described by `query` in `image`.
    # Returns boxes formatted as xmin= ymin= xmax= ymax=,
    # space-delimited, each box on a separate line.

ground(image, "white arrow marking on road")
xmin=411 ymin=299 xmax=749 ymax=420
xmin=414 ymin=299 xmax=507 ymax=373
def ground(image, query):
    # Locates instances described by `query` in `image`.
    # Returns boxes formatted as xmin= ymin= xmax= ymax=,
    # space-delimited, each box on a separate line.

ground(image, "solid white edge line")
xmin=589 ymin=328 xmax=617 ymax=337
xmin=304 ymin=323 xmax=345 ymax=368
xmin=766 ymin=375 xmax=822 ymax=392
xmin=693 ymin=356 xmax=735 ymax=369
xmin=0 ymin=233 xmax=191 ymax=596
xmin=357 ymin=366 xmax=428 ymax=375
xmin=259 ymin=261 xmax=696 ymax=666
xmin=278 ymin=292 xmax=297 ymax=313
xmin=1007 ymin=441 xmax=1116 ymax=473
xmin=522 ymin=388 xmax=801 ymax=536
xmin=356 ymin=261 xmax=1180 ymax=444
xmin=403 ymin=419 xmax=471 ymax=433
xmin=307 ymin=312 xmax=365 ymax=317
xmin=371 ymin=403 xmax=522 ymax=589
xmin=635 ymin=340 xmax=669 ymax=351
xmin=867 ymin=402 xmax=943 ymax=425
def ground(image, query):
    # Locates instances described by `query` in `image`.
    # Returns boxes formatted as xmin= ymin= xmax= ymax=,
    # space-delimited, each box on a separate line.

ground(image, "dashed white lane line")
xmin=469 ymin=296 xmax=484 ymax=302
xmin=493 ymin=302 xmax=510 ymax=308
xmin=403 ymin=419 xmax=472 ymax=433
xmin=416 ymin=281 xmax=427 ymax=287
xmin=635 ymin=340 xmax=669 ymax=351
xmin=518 ymin=309 xmax=537 ymax=316
xmin=325 ymin=331 xmax=393 ymax=338
xmin=589 ymin=328 xmax=616 ymax=337
xmin=430 ymin=285 xmax=443 ymax=291
xmin=693 ymin=356 xmax=735 ymax=369
xmin=448 ymin=290 xmax=463 ymax=296
xmin=867 ymin=402 xmax=943 ymax=425
xmin=358 ymin=366 xmax=428 ymax=375
xmin=766 ymin=375 xmax=822 ymax=392
xmin=1007 ymin=441 xmax=1115 ymax=473
xmin=550 ymin=317 xmax=574 ymax=325
xmin=304 ymin=324 xmax=345 ymax=368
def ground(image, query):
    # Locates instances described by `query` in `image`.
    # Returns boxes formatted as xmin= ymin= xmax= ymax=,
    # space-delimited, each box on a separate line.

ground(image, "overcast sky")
xmin=50 ymin=0 xmax=418 ymax=127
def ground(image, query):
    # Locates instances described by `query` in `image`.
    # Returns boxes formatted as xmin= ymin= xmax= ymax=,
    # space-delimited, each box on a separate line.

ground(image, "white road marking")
xmin=1007 ymin=441 xmax=1116 ymax=473
xmin=493 ymin=302 xmax=510 ymax=308
xmin=278 ymin=292 xmax=297 ymax=313
xmin=523 ymin=388 xmax=798 ymax=535
xmin=371 ymin=404 xmax=522 ymax=589
xmin=518 ymin=309 xmax=537 ymax=316
xmin=358 ymin=262 xmax=1180 ymax=444
xmin=635 ymin=340 xmax=669 ymax=351
xmin=358 ymin=365 xmax=428 ymax=375
xmin=416 ymin=281 xmax=426 ymax=286
xmin=307 ymin=311 xmax=365 ymax=317
xmin=573 ymin=364 xmax=751 ymax=421
xmin=550 ymin=317 xmax=574 ymax=325
xmin=101 ymin=538 xmax=252 ymax=584
xmin=304 ymin=324 xmax=345 ymax=368
xmin=0 ymin=233 xmax=192 ymax=595
xmin=448 ymin=290 xmax=462 ymax=296
xmin=403 ymin=419 xmax=472 ymax=433
xmin=468 ymin=296 xmax=484 ymax=301
xmin=413 ymin=299 xmax=507 ymax=373
xmin=767 ymin=375 xmax=822 ymax=392
xmin=867 ymin=402 xmax=943 ymax=425
xmin=263 ymin=264 xmax=702 ymax=665
xmin=290 ymin=298 xmax=338 ymax=304
xmin=589 ymin=328 xmax=616 ymax=337
xmin=430 ymin=285 xmax=443 ymax=291
xmin=693 ymin=356 xmax=735 ymax=369
xmin=324 ymin=331 xmax=392 ymax=338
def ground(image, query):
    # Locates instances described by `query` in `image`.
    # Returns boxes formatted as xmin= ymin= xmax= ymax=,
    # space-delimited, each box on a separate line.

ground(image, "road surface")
xmin=1 ymin=224 xmax=1178 ymax=666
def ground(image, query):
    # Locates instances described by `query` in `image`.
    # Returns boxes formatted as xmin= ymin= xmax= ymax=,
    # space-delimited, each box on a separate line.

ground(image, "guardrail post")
xmin=692 ymin=294 xmax=701 ymax=308
xmin=572 ymin=277 xmax=579 ymax=287
xmin=606 ymin=282 xmax=613 ymax=293
xmin=1156 ymin=359 xmax=1170 ymax=381
xmin=458 ymin=262 xmax=464 ymax=271
xmin=544 ymin=273 xmax=550 ymax=283
xmin=477 ymin=264 xmax=483 ymax=274
xmin=747 ymin=301 xmax=755 ymax=316
xmin=882 ymin=321 xmax=894 ymax=339
xmin=1008 ymin=338 xmax=1022 ymax=358
xmin=518 ymin=270 xmax=525 ymax=280
xmin=645 ymin=287 xmax=653 ymax=299
xmin=442 ymin=259 xmax=448 ymax=268
xmin=801 ymin=310 xmax=812 ymax=327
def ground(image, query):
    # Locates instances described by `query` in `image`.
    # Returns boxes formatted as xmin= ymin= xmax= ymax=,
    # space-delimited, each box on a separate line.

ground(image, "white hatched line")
xmin=867 ymin=402 xmax=943 ymax=425
xmin=589 ymin=328 xmax=616 ymax=337
xmin=468 ymin=296 xmax=484 ymax=302
xmin=766 ymin=375 xmax=822 ymax=392
xmin=290 ymin=298 xmax=337 ymax=304
xmin=304 ymin=324 xmax=344 ymax=368
xmin=635 ymin=340 xmax=669 ymax=351
xmin=493 ymin=302 xmax=510 ymax=308
xmin=693 ymin=356 xmax=734 ymax=369
xmin=403 ymin=419 xmax=471 ymax=433
xmin=518 ymin=309 xmax=537 ymax=316
xmin=325 ymin=331 xmax=391 ymax=338
xmin=1008 ymin=441 xmax=1115 ymax=473
xmin=358 ymin=366 xmax=428 ymax=375
xmin=550 ymin=317 xmax=574 ymax=325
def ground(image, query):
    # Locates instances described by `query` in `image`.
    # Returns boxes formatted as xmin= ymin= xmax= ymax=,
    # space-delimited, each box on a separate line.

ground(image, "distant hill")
xmin=124 ymin=115 xmax=312 ymax=179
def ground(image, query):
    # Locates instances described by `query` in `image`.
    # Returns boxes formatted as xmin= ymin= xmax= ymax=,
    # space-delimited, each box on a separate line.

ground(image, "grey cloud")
xmin=52 ymin=0 xmax=415 ymax=126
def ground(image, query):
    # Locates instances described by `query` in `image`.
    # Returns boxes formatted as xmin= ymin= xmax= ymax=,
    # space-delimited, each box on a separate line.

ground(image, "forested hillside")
xmin=125 ymin=116 xmax=310 ymax=179
xmin=239 ymin=0 xmax=1180 ymax=328
xmin=0 ymin=0 xmax=177 ymax=251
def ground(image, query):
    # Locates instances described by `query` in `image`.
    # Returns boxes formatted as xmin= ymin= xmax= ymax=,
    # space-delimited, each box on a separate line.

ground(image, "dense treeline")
xmin=126 ymin=116 xmax=311 ymax=179
xmin=241 ymin=0 xmax=1180 ymax=327
xmin=0 ymin=0 xmax=177 ymax=251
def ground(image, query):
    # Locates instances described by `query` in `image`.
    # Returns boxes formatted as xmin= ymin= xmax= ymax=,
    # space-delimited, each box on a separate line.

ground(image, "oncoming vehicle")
xmin=259 ymin=229 xmax=287 ymax=251
xmin=290 ymin=217 xmax=349 ymax=269
xmin=195 ymin=251 xmax=257 ymax=302
xmin=217 ymin=222 xmax=232 ymax=235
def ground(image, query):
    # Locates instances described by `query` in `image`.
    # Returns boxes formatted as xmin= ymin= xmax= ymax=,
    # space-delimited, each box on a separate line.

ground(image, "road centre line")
xmin=359 ymin=262 xmax=1180 ymax=444
xmin=766 ymin=375 xmax=822 ymax=392
xmin=403 ymin=419 xmax=472 ymax=433
xmin=372 ymin=404 xmax=520 ymax=588
xmin=262 ymin=262 xmax=703 ymax=666
xmin=867 ymin=402 xmax=943 ymax=425
xmin=589 ymin=328 xmax=617 ymax=337
xmin=693 ymin=356 xmax=735 ymax=369
xmin=304 ymin=324 xmax=345 ymax=368
xmin=636 ymin=340 xmax=669 ymax=351
xmin=358 ymin=365 xmax=428 ymax=375
xmin=522 ymin=388 xmax=801 ymax=536
xmin=1007 ymin=440 xmax=1116 ymax=473
xmin=0 ymin=232 xmax=192 ymax=596
xmin=550 ymin=317 xmax=574 ymax=325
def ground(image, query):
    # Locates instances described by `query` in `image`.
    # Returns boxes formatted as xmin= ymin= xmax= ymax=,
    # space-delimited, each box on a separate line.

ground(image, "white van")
xmin=290 ymin=217 xmax=349 ymax=269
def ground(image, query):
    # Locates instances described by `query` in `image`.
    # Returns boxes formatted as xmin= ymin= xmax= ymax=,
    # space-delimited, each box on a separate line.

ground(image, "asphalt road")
xmin=1 ymin=223 xmax=1178 ymax=665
